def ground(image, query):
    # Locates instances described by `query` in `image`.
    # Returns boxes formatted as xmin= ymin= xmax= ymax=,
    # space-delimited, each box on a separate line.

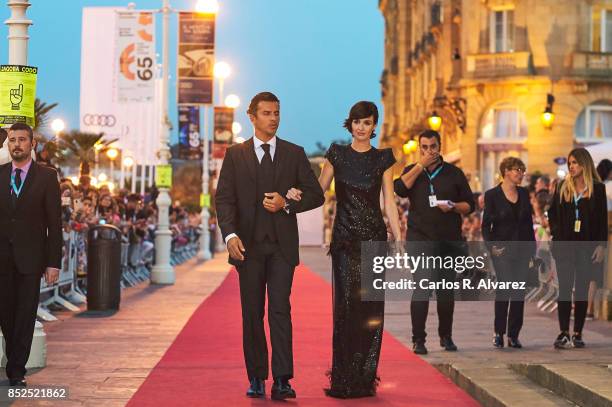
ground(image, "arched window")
xmin=574 ymin=102 xmax=612 ymax=141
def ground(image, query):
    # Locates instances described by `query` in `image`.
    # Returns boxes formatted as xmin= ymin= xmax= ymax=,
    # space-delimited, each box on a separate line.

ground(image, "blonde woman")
xmin=549 ymin=148 xmax=607 ymax=349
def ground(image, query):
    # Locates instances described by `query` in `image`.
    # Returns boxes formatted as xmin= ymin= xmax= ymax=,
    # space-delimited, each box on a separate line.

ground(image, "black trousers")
xmin=0 ymin=253 xmax=42 ymax=380
xmin=492 ymin=255 xmax=527 ymax=338
xmin=237 ymin=240 xmax=295 ymax=381
xmin=409 ymin=241 xmax=457 ymax=343
xmin=555 ymin=245 xmax=593 ymax=333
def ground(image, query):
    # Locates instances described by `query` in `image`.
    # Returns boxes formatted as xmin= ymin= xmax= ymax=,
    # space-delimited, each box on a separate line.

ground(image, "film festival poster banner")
xmin=80 ymin=7 xmax=159 ymax=166
xmin=178 ymin=105 xmax=202 ymax=160
xmin=213 ymin=106 xmax=233 ymax=159
xmin=0 ymin=65 xmax=37 ymax=127
xmin=116 ymin=10 xmax=156 ymax=103
xmin=178 ymin=12 xmax=215 ymax=105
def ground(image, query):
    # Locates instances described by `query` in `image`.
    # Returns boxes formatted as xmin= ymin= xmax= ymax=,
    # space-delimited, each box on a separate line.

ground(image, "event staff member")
xmin=482 ymin=157 xmax=536 ymax=349
xmin=0 ymin=123 xmax=62 ymax=386
xmin=549 ymin=148 xmax=607 ymax=349
xmin=394 ymin=130 xmax=474 ymax=355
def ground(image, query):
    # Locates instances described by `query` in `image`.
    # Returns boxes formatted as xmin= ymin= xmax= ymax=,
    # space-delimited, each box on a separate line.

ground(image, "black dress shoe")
xmin=413 ymin=341 xmax=428 ymax=355
xmin=572 ymin=333 xmax=585 ymax=348
xmin=508 ymin=337 xmax=522 ymax=349
xmin=271 ymin=379 xmax=296 ymax=400
xmin=493 ymin=333 xmax=504 ymax=348
xmin=246 ymin=378 xmax=265 ymax=398
xmin=9 ymin=378 xmax=27 ymax=387
xmin=440 ymin=336 xmax=458 ymax=351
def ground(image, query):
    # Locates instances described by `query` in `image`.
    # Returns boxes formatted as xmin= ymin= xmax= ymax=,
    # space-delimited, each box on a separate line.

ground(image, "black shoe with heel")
xmin=508 ymin=337 xmax=522 ymax=348
xmin=493 ymin=333 xmax=504 ymax=348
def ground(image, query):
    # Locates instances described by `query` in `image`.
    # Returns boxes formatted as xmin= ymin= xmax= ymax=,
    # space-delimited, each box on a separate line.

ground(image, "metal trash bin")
xmin=87 ymin=224 xmax=122 ymax=311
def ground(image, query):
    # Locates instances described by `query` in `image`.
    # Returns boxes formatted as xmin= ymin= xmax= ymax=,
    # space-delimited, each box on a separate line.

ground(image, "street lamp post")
xmin=197 ymin=1 xmax=220 ymax=261
xmin=5 ymin=0 xmax=31 ymax=65
xmin=151 ymin=0 xmax=175 ymax=284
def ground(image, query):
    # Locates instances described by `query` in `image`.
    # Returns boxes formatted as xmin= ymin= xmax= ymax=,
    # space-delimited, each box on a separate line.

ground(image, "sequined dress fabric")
xmin=324 ymin=143 xmax=395 ymax=398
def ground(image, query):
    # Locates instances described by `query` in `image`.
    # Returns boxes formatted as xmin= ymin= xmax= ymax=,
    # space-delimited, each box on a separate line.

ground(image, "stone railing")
xmin=465 ymin=51 xmax=532 ymax=79
xmin=572 ymin=52 xmax=612 ymax=77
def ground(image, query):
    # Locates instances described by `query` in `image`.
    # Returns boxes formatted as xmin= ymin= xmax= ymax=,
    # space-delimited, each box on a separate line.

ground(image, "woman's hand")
xmin=285 ymin=188 xmax=303 ymax=201
xmin=592 ymin=245 xmax=605 ymax=264
xmin=491 ymin=245 xmax=505 ymax=257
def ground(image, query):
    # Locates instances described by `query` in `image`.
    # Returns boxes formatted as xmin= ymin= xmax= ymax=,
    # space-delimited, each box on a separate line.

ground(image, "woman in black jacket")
xmin=549 ymin=148 xmax=607 ymax=349
xmin=482 ymin=157 xmax=536 ymax=349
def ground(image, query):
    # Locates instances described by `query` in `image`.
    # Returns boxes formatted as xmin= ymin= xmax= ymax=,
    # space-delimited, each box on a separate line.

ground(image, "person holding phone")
xmin=394 ymin=130 xmax=474 ymax=355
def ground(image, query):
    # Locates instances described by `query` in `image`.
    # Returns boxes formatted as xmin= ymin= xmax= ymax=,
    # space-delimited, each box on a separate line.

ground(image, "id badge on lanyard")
xmin=426 ymin=165 xmax=443 ymax=207
xmin=573 ymin=192 xmax=583 ymax=233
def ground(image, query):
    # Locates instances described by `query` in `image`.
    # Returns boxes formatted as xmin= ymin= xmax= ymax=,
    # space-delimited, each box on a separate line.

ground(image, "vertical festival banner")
xmin=213 ymin=106 xmax=233 ymax=159
xmin=178 ymin=105 xmax=202 ymax=160
xmin=116 ymin=11 xmax=156 ymax=103
xmin=80 ymin=7 xmax=159 ymax=166
xmin=177 ymin=12 xmax=215 ymax=105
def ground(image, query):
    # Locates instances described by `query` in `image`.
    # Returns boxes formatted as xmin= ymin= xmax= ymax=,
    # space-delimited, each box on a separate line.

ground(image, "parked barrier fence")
xmin=37 ymin=226 xmax=200 ymax=321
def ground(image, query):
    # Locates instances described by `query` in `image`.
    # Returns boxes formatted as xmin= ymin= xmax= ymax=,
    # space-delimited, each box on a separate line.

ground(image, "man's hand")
xmin=263 ymin=192 xmax=286 ymax=213
xmin=44 ymin=267 xmax=60 ymax=285
xmin=227 ymin=236 xmax=246 ymax=261
xmin=286 ymin=188 xmax=302 ymax=201
xmin=437 ymin=201 xmax=455 ymax=213
xmin=419 ymin=152 xmax=440 ymax=168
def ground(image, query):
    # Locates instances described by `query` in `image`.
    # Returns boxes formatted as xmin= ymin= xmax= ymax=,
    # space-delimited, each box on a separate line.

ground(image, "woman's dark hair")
xmin=597 ymin=158 xmax=612 ymax=181
xmin=343 ymin=101 xmax=379 ymax=139
xmin=247 ymin=92 xmax=280 ymax=116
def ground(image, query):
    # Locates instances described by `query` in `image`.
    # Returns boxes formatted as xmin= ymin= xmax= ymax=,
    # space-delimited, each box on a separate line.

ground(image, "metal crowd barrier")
xmin=37 ymin=226 xmax=200 ymax=321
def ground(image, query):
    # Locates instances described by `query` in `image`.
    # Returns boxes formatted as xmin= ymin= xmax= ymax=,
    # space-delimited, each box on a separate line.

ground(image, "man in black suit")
xmin=0 ymin=123 xmax=62 ymax=386
xmin=216 ymin=92 xmax=324 ymax=400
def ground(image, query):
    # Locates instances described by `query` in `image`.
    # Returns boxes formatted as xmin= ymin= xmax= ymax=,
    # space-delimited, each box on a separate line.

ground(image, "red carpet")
xmin=128 ymin=265 xmax=478 ymax=406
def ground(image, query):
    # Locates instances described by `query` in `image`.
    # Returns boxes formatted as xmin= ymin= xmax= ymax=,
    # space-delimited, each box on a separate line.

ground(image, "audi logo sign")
xmin=82 ymin=114 xmax=117 ymax=127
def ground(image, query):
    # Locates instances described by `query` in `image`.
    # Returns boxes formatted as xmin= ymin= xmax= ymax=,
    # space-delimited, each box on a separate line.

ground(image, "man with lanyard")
xmin=0 ymin=123 xmax=62 ymax=386
xmin=394 ymin=130 xmax=474 ymax=355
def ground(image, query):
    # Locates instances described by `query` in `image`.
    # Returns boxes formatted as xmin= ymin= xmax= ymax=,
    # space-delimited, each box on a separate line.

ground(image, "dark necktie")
xmin=261 ymin=143 xmax=273 ymax=168
xmin=12 ymin=168 xmax=22 ymax=206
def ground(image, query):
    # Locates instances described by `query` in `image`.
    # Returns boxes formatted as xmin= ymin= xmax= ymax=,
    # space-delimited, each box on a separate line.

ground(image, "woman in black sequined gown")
xmin=290 ymin=101 xmax=401 ymax=398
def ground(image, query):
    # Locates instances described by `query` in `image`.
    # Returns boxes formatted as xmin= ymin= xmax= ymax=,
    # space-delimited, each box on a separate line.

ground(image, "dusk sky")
xmin=0 ymin=0 xmax=384 ymax=154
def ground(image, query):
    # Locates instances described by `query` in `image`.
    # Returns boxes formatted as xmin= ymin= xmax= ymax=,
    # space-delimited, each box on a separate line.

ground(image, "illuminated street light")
xmin=51 ymin=118 xmax=65 ymax=135
xmin=232 ymin=121 xmax=242 ymax=135
xmin=403 ymin=139 xmax=418 ymax=155
xmin=106 ymin=148 xmax=119 ymax=160
xmin=123 ymin=156 xmax=135 ymax=168
xmin=98 ymin=172 xmax=108 ymax=182
xmin=225 ymin=94 xmax=240 ymax=109
xmin=195 ymin=0 xmax=219 ymax=14
xmin=428 ymin=111 xmax=442 ymax=131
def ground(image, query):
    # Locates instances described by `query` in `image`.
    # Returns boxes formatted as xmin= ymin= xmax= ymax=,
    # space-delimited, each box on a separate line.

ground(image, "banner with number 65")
xmin=116 ymin=10 xmax=156 ymax=103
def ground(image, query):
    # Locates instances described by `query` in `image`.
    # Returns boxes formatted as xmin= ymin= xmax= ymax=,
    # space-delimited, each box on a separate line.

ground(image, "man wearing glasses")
xmin=394 ymin=129 xmax=475 ymax=355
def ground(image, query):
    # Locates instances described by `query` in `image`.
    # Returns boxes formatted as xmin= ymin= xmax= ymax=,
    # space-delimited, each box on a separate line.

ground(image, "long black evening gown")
xmin=324 ymin=142 xmax=396 ymax=398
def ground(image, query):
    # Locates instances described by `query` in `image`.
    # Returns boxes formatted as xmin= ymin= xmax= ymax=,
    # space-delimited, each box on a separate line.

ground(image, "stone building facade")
xmin=380 ymin=0 xmax=612 ymax=191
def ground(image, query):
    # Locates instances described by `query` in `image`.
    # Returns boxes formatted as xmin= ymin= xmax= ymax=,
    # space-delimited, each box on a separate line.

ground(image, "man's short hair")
xmin=9 ymin=122 xmax=34 ymax=141
xmin=247 ymin=92 xmax=280 ymax=116
xmin=418 ymin=129 xmax=441 ymax=145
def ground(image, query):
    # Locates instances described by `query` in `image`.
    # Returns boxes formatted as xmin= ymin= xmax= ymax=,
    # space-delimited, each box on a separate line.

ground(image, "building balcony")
xmin=572 ymin=52 xmax=612 ymax=78
xmin=465 ymin=52 xmax=533 ymax=79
